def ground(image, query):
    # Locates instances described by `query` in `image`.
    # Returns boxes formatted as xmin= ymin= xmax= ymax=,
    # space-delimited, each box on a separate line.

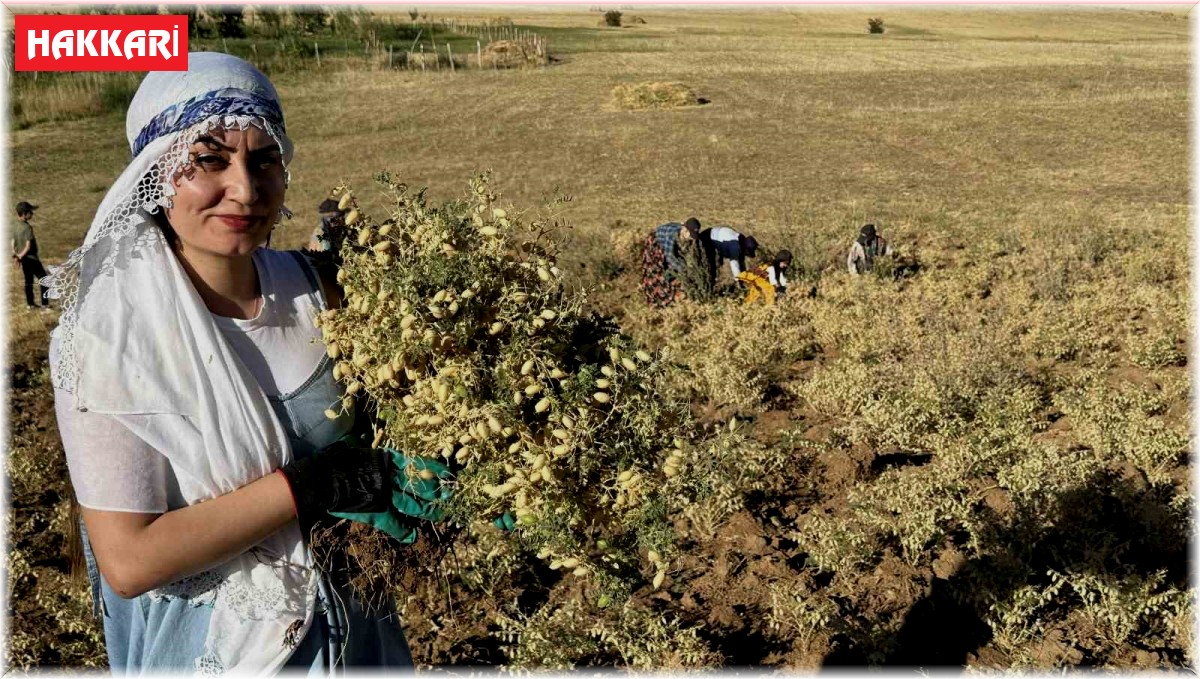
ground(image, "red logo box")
xmin=15 ymin=14 xmax=189 ymax=72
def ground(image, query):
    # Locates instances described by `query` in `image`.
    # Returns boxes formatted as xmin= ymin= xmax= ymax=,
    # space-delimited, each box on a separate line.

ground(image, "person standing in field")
xmin=640 ymin=217 xmax=702 ymax=307
xmin=738 ymin=249 xmax=792 ymax=305
xmin=46 ymin=53 xmax=442 ymax=674
xmin=306 ymin=197 xmax=345 ymax=253
xmin=847 ymin=223 xmax=894 ymax=276
xmin=700 ymin=224 xmax=759 ymax=287
xmin=12 ymin=201 xmax=51 ymax=310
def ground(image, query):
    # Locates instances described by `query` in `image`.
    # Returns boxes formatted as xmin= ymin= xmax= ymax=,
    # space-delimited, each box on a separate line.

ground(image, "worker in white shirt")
xmin=701 ymin=225 xmax=759 ymax=285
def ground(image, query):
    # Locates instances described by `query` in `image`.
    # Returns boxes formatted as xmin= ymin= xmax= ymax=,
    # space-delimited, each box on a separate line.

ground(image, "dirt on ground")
xmin=7 ymin=310 xmax=106 ymax=668
xmin=393 ymin=389 xmax=1188 ymax=669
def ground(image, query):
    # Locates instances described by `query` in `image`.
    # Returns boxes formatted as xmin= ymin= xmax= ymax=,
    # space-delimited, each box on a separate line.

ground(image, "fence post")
xmin=477 ymin=40 xmax=482 ymax=69
xmin=447 ymin=43 xmax=454 ymax=72
xmin=314 ymin=42 xmax=320 ymax=68
xmin=420 ymin=44 xmax=425 ymax=72
xmin=389 ymin=44 xmax=393 ymax=69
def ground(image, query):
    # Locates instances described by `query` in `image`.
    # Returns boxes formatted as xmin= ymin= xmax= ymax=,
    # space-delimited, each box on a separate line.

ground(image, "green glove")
xmin=331 ymin=493 xmax=420 ymax=543
xmin=389 ymin=453 xmax=452 ymax=521
xmin=331 ymin=448 xmax=452 ymax=543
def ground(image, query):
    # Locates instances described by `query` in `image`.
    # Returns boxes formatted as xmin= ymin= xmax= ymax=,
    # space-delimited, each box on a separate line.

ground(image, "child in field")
xmin=47 ymin=53 xmax=433 ymax=674
xmin=12 ymin=201 xmax=51 ymax=310
xmin=847 ymin=223 xmax=894 ymax=276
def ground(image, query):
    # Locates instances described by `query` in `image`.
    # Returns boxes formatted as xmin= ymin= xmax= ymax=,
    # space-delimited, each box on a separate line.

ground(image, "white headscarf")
xmin=46 ymin=52 xmax=319 ymax=676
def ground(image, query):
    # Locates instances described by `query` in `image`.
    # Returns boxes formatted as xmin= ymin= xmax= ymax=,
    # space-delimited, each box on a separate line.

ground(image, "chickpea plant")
xmin=316 ymin=172 xmax=708 ymax=606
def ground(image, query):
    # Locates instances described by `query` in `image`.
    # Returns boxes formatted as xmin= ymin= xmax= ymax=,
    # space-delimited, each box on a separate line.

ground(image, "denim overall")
xmin=79 ymin=251 xmax=412 ymax=674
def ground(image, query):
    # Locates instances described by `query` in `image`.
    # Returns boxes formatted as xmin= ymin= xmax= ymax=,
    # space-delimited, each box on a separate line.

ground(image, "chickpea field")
xmin=5 ymin=6 xmax=1192 ymax=670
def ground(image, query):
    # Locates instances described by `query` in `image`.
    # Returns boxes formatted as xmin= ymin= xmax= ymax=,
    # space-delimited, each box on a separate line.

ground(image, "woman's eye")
xmin=193 ymin=153 xmax=228 ymax=170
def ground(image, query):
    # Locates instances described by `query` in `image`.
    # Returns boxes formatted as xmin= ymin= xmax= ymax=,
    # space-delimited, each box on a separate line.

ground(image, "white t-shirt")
xmin=767 ymin=265 xmax=788 ymax=288
xmin=708 ymin=226 xmax=740 ymax=243
xmin=53 ymin=249 xmax=327 ymax=513
xmin=709 ymin=227 xmax=744 ymax=276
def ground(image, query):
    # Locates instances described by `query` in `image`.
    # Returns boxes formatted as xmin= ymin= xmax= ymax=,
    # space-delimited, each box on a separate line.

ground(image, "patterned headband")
xmin=131 ymin=87 xmax=285 ymax=158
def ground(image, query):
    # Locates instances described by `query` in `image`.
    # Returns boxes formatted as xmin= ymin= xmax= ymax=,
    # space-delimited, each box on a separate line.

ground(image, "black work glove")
xmin=278 ymin=439 xmax=392 ymax=531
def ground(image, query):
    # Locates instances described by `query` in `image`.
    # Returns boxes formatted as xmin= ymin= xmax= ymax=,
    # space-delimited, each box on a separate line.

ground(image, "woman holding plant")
xmin=48 ymin=53 xmax=440 ymax=673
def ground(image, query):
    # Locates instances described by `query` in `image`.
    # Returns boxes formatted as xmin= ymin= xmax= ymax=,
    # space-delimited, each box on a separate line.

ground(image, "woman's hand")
xmin=276 ymin=439 xmax=392 ymax=530
xmin=330 ymin=450 xmax=452 ymax=543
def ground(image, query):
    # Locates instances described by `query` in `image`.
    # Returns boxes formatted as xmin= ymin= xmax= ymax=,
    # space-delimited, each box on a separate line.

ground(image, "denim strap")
xmin=78 ymin=518 xmax=107 ymax=618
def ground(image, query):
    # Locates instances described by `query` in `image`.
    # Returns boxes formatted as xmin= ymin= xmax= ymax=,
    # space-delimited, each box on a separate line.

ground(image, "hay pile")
xmin=480 ymin=39 xmax=547 ymax=68
xmin=611 ymin=82 xmax=701 ymax=111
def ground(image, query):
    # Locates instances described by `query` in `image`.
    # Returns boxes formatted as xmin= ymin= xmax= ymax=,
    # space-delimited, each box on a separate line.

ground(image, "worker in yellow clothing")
xmin=738 ymin=250 xmax=792 ymax=305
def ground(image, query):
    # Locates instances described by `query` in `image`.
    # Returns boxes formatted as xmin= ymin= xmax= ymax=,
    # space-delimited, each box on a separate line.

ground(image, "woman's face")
xmin=165 ymin=126 xmax=285 ymax=260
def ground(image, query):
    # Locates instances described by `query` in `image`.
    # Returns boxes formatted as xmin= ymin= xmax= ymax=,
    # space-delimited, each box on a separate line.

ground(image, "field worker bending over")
xmin=848 ymin=223 xmax=894 ymax=276
xmin=47 ymin=53 xmax=441 ymax=674
xmin=738 ymin=250 xmax=792 ymax=305
xmin=640 ymin=217 xmax=702 ymax=307
xmin=701 ymin=225 xmax=759 ymax=284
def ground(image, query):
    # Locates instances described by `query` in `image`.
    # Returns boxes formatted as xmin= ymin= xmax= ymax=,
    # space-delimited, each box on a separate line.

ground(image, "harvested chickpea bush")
xmin=316 ymin=172 xmax=744 ymax=611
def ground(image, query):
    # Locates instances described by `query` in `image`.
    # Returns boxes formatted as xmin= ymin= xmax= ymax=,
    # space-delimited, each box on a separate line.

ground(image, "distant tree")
xmin=256 ymin=8 xmax=283 ymax=38
xmin=868 ymin=17 xmax=885 ymax=34
xmin=122 ymin=5 xmax=161 ymax=15
xmin=294 ymin=7 xmax=327 ymax=35
xmin=604 ymin=10 xmax=623 ymax=27
xmin=216 ymin=6 xmax=245 ymax=38
xmin=328 ymin=7 xmax=364 ymax=36
xmin=184 ymin=6 xmax=214 ymax=39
